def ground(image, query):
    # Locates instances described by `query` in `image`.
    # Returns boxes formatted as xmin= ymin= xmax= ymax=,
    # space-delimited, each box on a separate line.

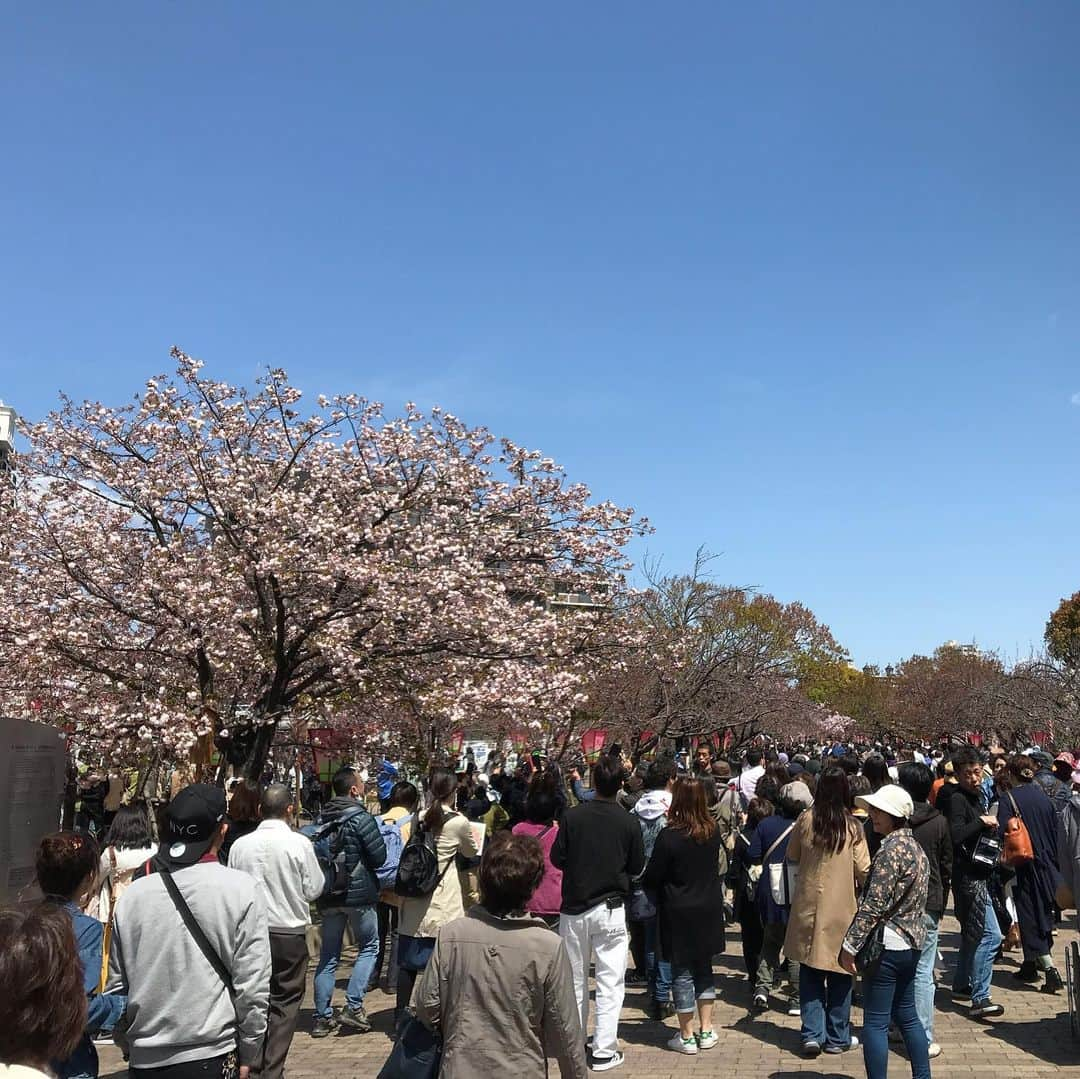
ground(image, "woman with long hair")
xmin=90 ymin=802 xmax=157 ymax=924
xmin=643 ymin=777 xmax=725 ymax=1055
xmin=997 ymin=755 xmax=1064 ymax=991
xmin=783 ymin=766 xmax=871 ymax=1057
xmin=397 ymin=768 xmax=480 ymax=1022
xmin=219 ymin=780 xmax=262 ymax=864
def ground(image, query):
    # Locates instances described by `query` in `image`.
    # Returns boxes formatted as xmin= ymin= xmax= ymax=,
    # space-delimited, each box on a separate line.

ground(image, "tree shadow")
xmin=980 ymin=1013 xmax=1077 ymax=1065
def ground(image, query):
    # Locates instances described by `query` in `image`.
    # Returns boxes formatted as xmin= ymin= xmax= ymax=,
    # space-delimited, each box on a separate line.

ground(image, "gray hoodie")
xmin=107 ymin=861 xmax=271 ymax=1069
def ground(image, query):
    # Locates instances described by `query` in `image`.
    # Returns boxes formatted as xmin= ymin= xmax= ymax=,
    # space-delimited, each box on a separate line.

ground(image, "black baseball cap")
xmin=159 ymin=783 xmax=228 ymax=868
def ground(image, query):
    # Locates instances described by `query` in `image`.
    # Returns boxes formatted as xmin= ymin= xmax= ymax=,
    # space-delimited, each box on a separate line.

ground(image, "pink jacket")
xmin=512 ymin=821 xmax=563 ymax=916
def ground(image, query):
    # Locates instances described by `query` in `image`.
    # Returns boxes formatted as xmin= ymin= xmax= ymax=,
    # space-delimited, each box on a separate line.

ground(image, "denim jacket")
xmin=52 ymin=900 xmax=127 ymax=1079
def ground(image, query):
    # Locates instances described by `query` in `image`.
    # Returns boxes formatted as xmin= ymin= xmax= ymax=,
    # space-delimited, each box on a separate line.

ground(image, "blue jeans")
xmin=643 ymin=916 xmax=672 ymax=1003
xmin=953 ymin=894 xmax=1002 ymax=1003
xmin=863 ymin=949 xmax=930 ymax=1079
xmin=314 ymin=905 xmax=379 ymax=1018
xmin=799 ymin=964 xmax=852 ymax=1049
xmin=915 ymin=911 xmax=940 ymax=1043
xmin=670 ymin=958 xmax=716 ymax=1013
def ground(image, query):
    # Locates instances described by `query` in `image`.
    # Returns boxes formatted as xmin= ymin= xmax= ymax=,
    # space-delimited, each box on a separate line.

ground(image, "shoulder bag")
xmin=377 ymin=1014 xmax=441 ymax=1079
xmin=97 ymin=847 xmax=117 ymax=994
xmin=1001 ymin=791 xmax=1034 ymax=867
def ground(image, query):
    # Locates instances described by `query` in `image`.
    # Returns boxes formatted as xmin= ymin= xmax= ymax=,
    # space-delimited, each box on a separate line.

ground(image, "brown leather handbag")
xmin=1001 ymin=791 xmax=1034 ymax=866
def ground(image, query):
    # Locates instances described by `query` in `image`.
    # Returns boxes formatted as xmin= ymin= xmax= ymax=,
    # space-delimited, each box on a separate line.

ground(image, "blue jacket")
xmin=53 ymin=901 xmax=127 ymax=1079
xmin=316 ymin=796 xmax=387 ymax=910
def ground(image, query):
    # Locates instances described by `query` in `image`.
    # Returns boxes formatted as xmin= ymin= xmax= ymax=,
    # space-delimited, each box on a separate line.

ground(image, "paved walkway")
xmin=100 ymin=914 xmax=1080 ymax=1078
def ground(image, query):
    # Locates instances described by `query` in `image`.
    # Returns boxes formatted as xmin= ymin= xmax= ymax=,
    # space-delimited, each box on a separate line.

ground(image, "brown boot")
xmin=1004 ymin=924 xmax=1021 ymax=952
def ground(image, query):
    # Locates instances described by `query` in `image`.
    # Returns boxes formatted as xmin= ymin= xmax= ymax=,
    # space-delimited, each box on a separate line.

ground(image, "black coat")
xmin=947 ymin=784 xmax=988 ymax=884
xmin=998 ymin=782 xmax=1060 ymax=955
xmin=643 ymin=826 xmax=725 ymax=967
xmin=909 ymin=801 xmax=952 ymax=916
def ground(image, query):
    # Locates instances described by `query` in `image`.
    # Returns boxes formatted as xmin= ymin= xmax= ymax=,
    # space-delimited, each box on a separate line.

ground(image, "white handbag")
xmin=765 ymin=823 xmax=797 ymax=905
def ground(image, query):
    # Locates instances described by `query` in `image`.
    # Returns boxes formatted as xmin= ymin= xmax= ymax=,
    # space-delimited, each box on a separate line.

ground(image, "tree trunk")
xmin=214 ymin=722 xmax=277 ymax=783
xmin=241 ymin=723 xmax=277 ymax=781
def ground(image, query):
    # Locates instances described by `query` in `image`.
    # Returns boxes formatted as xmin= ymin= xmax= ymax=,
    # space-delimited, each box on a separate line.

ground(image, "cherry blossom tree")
xmin=0 ymin=349 xmax=646 ymax=778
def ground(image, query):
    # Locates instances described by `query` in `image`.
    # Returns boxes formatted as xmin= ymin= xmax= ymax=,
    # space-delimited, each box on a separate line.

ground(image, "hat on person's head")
xmin=854 ymin=784 xmax=914 ymax=821
xmin=779 ymin=782 xmax=814 ymax=811
xmin=777 ymin=752 xmax=789 ymax=765
xmin=787 ymin=761 xmax=805 ymax=777
xmin=160 ymin=783 xmax=228 ymax=868
xmin=1031 ymin=750 xmax=1054 ymax=769
xmin=805 ymin=759 xmax=822 ymax=775
xmin=1054 ymin=752 xmax=1075 ymax=768
xmin=710 ymin=760 xmax=732 ymax=780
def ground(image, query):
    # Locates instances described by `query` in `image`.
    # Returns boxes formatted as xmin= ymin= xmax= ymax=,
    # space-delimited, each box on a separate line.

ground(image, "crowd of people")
xmin=2 ymin=736 xmax=1079 ymax=1079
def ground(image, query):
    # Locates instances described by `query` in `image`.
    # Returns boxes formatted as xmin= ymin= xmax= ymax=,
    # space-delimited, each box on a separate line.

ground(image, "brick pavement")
xmin=100 ymin=914 xmax=1080 ymax=1078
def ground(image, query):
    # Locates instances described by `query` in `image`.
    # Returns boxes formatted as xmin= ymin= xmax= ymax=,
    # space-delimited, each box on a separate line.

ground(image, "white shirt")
xmin=228 ymin=818 xmax=323 ymax=933
xmin=739 ymin=764 xmax=766 ymax=803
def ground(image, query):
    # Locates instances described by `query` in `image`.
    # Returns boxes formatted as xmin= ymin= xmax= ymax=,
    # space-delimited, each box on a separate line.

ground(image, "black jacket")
xmin=947 ymin=785 xmax=987 ymax=881
xmin=551 ymin=799 xmax=644 ymax=915
xmin=317 ymin=795 xmax=387 ymax=910
xmin=643 ymin=826 xmax=725 ymax=966
xmin=909 ymin=801 xmax=952 ymax=916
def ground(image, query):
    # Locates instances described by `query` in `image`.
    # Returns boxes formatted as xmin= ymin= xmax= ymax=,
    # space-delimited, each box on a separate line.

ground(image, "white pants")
xmin=559 ymin=900 xmax=628 ymax=1059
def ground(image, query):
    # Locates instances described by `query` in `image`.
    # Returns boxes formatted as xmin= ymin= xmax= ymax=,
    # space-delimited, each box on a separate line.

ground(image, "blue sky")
xmin=3 ymin=2 xmax=1079 ymax=666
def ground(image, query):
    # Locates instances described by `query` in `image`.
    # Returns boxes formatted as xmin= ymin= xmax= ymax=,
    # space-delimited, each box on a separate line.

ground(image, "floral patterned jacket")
xmin=842 ymin=828 xmax=930 ymax=956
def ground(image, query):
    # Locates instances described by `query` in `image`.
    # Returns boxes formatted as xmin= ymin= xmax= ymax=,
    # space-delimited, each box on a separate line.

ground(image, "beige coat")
xmin=783 ymin=808 xmax=871 ymax=974
xmin=399 ymin=809 xmax=479 ymax=939
xmin=415 ymin=907 xmax=587 ymax=1079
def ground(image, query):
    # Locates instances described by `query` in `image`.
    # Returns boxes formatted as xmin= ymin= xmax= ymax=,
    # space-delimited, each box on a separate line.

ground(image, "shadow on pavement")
xmin=770 ymin=1072 xmax=849 ymax=1079
xmin=980 ymin=1013 xmax=1077 ymax=1065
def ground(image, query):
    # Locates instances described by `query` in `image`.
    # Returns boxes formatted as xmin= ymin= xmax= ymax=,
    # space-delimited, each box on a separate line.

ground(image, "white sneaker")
xmin=666 ymin=1033 xmax=698 ymax=1055
xmin=787 ymin=1002 xmax=801 ymax=1016
xmin=591 ymin=1051 xmax=625 ymax=1072
xmin=697 ymin=1030 xmax=719 ymax=1051
xmin=928 ymin=1043 xmax=942 ymax=1059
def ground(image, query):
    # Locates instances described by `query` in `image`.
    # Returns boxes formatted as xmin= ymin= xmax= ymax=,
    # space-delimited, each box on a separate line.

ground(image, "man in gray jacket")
xmin=108 ymin=784 xmax=271 ymax=1079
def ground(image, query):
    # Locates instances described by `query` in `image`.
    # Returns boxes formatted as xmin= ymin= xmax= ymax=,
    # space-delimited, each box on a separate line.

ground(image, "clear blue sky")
xmin=3 ymin=2 xmax=1079 ymax=667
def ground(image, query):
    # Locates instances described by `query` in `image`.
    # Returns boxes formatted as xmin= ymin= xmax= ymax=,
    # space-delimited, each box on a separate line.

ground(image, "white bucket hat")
xmin=854 ymin=783 xmax=914 ymax=821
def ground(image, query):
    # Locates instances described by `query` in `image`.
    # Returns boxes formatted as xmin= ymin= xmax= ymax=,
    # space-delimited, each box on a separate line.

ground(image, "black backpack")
xmin=394 ymin=821 xmax=454 ymax=898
